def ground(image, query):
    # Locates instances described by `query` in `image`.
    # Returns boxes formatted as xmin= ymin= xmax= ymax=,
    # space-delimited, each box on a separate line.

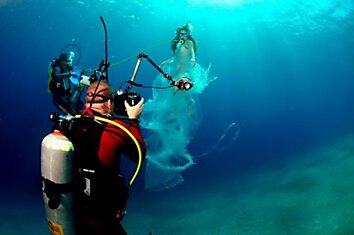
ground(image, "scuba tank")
xmin=41 ymin=129 xmax=75 ymax=235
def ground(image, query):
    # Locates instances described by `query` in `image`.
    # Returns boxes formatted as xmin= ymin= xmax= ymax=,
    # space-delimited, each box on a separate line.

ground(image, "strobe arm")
xmin=127 ymin=53 xmax=193 ymax=92
xmin=134 ymin=53 xmax=174 ymax=84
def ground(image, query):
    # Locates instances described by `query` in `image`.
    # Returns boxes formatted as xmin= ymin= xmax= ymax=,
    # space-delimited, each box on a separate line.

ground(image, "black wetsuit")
xmin=49 ymin=60 xmax=83 ymax=114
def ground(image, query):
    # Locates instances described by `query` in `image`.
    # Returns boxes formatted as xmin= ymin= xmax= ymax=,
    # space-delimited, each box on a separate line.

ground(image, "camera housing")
xmin=175 ymin=78 xmax=193 ymax=91
xmin=113 ymin=92 xmax=141 ymax=116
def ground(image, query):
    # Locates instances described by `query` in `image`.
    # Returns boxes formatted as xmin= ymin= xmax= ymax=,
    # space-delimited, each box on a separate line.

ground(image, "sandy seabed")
xmin=124 ymin=135 xmax=354 ymax=235
xmin=2 ymin=135 xmax=354 ymax=235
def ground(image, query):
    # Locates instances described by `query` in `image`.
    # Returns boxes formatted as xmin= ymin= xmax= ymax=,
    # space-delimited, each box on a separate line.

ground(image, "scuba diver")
xmin=42 ymin=81 xmax=146 ymax=235
xmin=48 ymin=51 xmax=90 ymax=114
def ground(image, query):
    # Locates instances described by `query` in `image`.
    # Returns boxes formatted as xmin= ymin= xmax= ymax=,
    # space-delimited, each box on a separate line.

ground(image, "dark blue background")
xmin=1 ymin=0 xmax=354 ymax=197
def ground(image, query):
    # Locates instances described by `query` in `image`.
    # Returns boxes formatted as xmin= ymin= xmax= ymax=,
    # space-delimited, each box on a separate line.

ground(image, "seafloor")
xmin=2 ymin=135 xmax=354 ymax=235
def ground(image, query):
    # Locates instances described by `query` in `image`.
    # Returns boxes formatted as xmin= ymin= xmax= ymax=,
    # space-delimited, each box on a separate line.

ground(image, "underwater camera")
xmin=175 ymin=78 xmax=193 ymax=91
xmin=112 ymin=91 xmax=142 ymax=116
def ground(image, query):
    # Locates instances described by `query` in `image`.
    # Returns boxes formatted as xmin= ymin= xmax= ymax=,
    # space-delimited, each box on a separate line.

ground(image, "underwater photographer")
xmin=42 ymin=79 xmax=146 ymax=235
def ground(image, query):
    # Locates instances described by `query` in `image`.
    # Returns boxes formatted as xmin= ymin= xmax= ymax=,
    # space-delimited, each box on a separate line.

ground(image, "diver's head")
xmin=67 ymin=51 xmax=75 ymax=65
xmin=58 ymin=51 xmax=75 ymax=66
xmin=86 ymin=81 xmax=114 ymax=114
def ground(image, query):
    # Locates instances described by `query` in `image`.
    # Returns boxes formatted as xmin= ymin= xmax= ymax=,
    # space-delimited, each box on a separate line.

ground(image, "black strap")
xmin=41 ymin=176 xmax=73 ymax=209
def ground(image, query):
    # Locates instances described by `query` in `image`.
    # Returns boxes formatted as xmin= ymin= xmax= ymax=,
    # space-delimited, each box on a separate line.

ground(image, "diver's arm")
xmin=60 ymin=71 xmax=75 ymax=76
xmin=103 ymin=99 xmax=146 ymax=164
xmin=190 ymin=47 xmax=196 ymax=66
xmin=52 ymin=66 xmax=74 ymax=81
xmin=123 ymin=98 xmax=147 ymax=162
xmin=124 ymin=120 xmax=147 ymax=162
xmin=99 ymin=117 xmax=146 ymax=165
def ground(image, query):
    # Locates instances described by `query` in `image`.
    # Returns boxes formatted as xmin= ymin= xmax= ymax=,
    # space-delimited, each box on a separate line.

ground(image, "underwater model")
xmin=140 ymin=22 xmax=222 ymax=191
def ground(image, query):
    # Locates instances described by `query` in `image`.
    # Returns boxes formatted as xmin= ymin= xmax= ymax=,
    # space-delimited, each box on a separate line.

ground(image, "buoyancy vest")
xmin=48 ymin=59 xmax=71 ymax=94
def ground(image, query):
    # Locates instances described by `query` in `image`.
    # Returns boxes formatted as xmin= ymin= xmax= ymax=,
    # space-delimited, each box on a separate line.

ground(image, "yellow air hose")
xmin=75 ymin=115 xmax=143 ymax=187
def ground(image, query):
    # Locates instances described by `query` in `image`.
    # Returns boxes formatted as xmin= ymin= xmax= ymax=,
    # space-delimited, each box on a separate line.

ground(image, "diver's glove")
xmin=79 ymin=75 xmax=91 ymax=86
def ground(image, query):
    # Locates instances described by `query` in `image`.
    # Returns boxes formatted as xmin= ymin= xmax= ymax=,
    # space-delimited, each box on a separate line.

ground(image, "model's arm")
xmin=185 ymin=40 xmax=196 ymax=66
xmin=160 ymin=57 xmax=174 ymax=68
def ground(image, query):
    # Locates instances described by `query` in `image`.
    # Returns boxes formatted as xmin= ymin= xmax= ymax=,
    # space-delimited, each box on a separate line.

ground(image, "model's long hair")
xmin=171 ymin=24 xmax=197 ymax=54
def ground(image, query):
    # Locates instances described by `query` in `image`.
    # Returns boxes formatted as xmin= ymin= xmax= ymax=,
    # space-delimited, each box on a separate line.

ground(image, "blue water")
xmin=1 ymin=0 xmax=354 ymax=234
